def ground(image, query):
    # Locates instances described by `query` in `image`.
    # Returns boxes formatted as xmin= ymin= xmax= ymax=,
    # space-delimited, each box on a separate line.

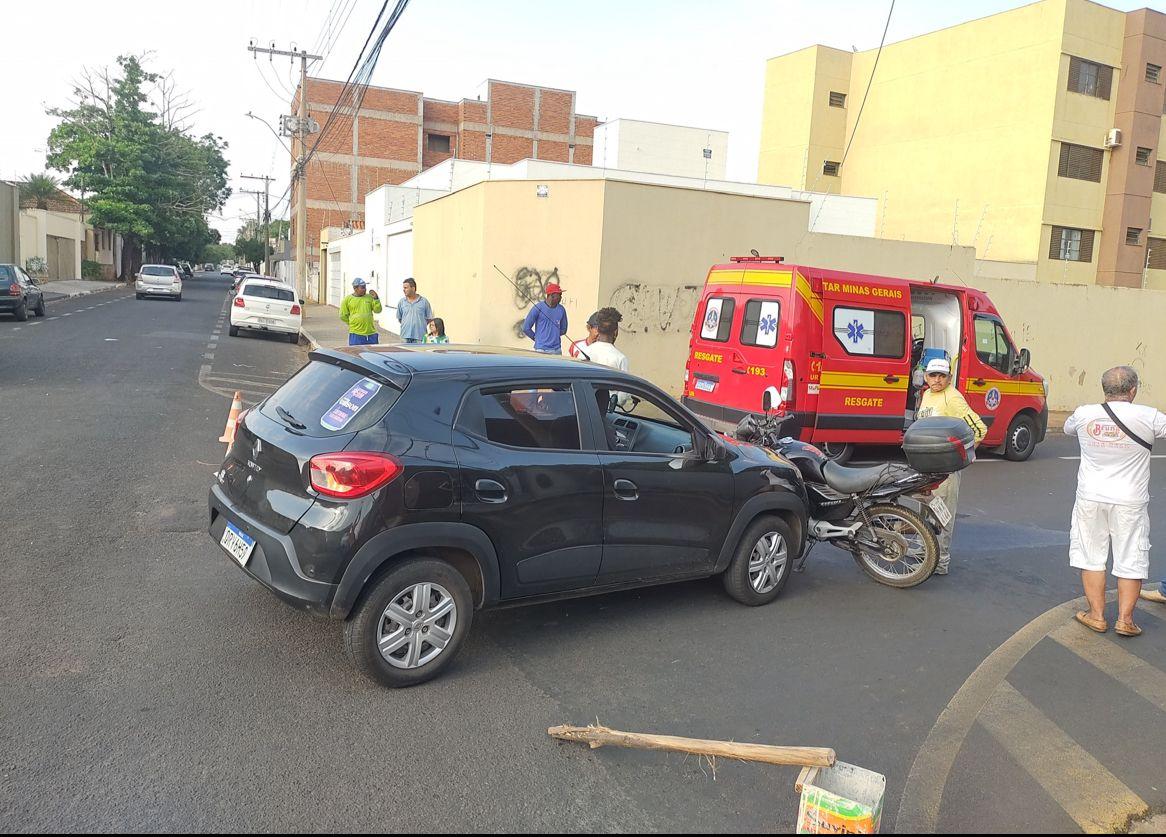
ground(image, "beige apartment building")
xmin=758 ymin=0 xmax=1166 ymax=288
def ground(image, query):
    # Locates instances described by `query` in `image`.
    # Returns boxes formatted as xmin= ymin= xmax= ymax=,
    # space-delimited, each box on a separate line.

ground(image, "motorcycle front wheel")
xmin=847 ymin=503 xmax=939 ymax=588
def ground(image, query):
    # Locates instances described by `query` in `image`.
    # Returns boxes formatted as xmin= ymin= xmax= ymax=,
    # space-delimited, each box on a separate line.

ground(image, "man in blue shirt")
xmin=522 ymin=282 xmax=568 ymax=354
xmin=396 ymin=277 xmax=433 ymax=344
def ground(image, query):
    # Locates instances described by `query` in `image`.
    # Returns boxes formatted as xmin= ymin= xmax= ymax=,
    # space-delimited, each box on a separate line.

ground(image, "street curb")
xmin=41 ymin=282 xmax=127 ymax=301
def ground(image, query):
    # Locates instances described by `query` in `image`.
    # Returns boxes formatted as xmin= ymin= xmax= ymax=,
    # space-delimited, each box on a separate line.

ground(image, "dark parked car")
xmin=0 ymin=264 xmax=46 ymax=321
xmin=208 ymin=346 xmax=809 ymax=687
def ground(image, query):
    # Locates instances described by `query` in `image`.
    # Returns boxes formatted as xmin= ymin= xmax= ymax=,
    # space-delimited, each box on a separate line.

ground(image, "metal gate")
xmin=46 ymin=235 xmax=76 ymax=280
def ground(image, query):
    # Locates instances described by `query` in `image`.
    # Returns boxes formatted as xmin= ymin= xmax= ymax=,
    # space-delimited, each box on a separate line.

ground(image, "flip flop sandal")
xmin=1075 ymin=611 xmax=1107 ymax=633
xmin=1115 ymin=621 xmax=1142 ymax=637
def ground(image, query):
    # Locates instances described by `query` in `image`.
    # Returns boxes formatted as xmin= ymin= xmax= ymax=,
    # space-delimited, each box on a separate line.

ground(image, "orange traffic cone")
xmin=219 ymin=391 xmax=244 ymax=446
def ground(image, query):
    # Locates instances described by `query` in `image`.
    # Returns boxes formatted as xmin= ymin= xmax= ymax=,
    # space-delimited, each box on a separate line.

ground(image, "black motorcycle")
xmin=734 ymin=399 xmax=975 ymax=588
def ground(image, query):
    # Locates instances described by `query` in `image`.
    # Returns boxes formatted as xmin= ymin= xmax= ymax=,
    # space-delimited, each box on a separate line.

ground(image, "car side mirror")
xmin=1012 ymin=347 xmax=1031 ymax=374
xmin=762 ymin=390 xmax=773 ymax=413
xmin=299 ymin=299 xmax=305 ymax=306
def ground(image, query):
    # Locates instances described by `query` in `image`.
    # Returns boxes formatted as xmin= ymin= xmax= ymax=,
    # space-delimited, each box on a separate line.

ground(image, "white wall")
xmin=593 ymin=119 xmax=729 ymax=180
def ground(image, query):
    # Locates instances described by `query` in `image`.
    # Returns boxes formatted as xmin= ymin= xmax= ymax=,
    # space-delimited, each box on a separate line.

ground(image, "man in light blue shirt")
xmin=396 ymin=277 xmax=433 ymax=344
xmin=522 ymin=282 xmax=568 ymax=354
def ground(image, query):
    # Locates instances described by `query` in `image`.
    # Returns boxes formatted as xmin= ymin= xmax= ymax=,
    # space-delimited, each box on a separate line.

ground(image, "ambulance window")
xmin=831 ymin=306 xmax=905 ymax=358
xmin=740 ymin=299 xmax=781 ymax=348
xmin=700 ymin=297 xmax=735 ymax=342
xmin=975 ymin=316 xmax=1014 ymax=374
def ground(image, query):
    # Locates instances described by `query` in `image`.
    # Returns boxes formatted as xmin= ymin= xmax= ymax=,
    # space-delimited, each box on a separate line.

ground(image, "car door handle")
xmin=613 ymin=479 xmax=639 ymax=500
xmin=474 ymin=479 xmax=508 ymax=503
xmin=973 ymin=378 xmax=986 ymax=387
xmin=883 ymin=374 xmax=900 ymax=384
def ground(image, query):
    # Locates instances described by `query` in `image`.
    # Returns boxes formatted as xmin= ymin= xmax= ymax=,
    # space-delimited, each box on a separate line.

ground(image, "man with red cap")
xmin=522 ymin=282 xmax=568 ymax=354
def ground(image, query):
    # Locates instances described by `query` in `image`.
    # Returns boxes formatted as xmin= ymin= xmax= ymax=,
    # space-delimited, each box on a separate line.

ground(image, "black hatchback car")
xmin=0 ymin=264 xmax=46 ymax=321
xmin=208 ymin=346 xmax=808 ymax=687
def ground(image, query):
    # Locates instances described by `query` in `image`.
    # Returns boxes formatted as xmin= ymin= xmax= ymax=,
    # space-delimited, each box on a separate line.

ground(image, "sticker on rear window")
xmin=321 ymin=377 xmax=383 ymax=431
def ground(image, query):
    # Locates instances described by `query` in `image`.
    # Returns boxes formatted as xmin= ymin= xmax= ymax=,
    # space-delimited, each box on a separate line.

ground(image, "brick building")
xmin=291 ymin=78 xmax=599 ymax=269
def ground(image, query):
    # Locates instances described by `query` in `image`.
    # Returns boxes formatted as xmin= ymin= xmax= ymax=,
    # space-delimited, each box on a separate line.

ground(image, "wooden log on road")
xmin=548 ymin=723 xmax=835 ymax=768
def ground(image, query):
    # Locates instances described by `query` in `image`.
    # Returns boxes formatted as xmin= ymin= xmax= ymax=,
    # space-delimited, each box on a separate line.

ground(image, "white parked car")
xmin=136 ymin=264 xmax=182 ymax=300
xmin=229 ymin=276 xmax=302 ymax=343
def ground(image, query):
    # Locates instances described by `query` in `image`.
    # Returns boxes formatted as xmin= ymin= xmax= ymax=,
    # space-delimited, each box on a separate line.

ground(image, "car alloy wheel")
xmin=377 ymin=582 xmax=457 ymax=669
xmin=748 ymin=530 xmax=788 ymax=594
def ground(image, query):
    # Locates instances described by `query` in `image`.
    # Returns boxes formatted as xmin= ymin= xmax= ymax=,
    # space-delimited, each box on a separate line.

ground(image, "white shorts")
xmin=1068 ymin=499 xmax=1150 ymax=580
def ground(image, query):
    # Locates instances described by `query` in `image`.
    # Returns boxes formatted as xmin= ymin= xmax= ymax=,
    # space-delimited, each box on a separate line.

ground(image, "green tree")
xmin=45 ymin=55 xmax=230 ymax=278
xmin=20 ymin=173 xmax=62 ymax=210
xmin=202 ymin=243 xmax=234 ymax=265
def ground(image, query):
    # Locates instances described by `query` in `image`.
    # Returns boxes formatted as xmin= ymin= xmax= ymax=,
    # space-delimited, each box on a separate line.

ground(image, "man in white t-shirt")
xmin=1065 ymin=365 xmax=1166 ymax=638
xmin=569 ymin=307 xmax=629 ymax=372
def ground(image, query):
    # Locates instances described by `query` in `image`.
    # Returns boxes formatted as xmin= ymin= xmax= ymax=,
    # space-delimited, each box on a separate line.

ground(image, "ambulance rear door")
xmin=813 ymin=274 xmax=912 ymax=444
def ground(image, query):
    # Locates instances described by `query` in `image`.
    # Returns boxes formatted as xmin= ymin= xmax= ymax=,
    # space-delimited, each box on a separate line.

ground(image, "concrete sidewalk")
xmin=39 ymin=279 xmax=125 ymax=301
xmin=300 ymin=302 xmax=400 ymax=350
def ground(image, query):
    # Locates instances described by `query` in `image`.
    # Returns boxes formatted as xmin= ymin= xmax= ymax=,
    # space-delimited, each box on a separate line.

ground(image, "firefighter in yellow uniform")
xmin=917 ymin=358 xmax=987 ymax=575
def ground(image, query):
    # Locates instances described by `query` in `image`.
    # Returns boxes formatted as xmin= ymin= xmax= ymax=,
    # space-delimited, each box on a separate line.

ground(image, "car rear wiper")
xmin=276 ymin=405 xmax=307 ymax=430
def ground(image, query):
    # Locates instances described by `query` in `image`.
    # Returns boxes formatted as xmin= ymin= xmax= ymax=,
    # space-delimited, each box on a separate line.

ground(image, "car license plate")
xmin=929 ymin=496 xmax=953 ymax=528
xmin=695 ymin=379 xmax=716 ymax=393
xmin=220 ymin=521 xmax=256 ymax=566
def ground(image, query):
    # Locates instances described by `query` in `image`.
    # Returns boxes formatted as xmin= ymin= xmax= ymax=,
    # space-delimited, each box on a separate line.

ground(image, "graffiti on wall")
xmin=608 ymin=282 xmax=702 ymax=334
xmin=508 ymin=266 xmax=561 ymax=337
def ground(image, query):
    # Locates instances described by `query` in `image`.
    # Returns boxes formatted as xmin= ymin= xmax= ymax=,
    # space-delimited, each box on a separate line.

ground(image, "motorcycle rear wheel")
xmin=848 ymin=503 xmax=939 ymax=588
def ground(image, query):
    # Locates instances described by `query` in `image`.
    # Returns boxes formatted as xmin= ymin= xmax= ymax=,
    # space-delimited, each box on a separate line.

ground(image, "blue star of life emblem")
xmin=846 ymin=319 xmax=865 ymax=344
xmin=759 ymin=314 xmax=778 ymax=335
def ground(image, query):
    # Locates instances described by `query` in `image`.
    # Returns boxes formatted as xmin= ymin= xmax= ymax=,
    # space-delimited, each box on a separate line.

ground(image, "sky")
xmin=0 ymin=0 xmax=1154 ymax=241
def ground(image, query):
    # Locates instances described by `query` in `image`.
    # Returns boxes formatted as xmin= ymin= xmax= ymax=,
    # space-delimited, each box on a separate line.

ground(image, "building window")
xmin=1126 ymin=227 xmax=1143 ymax=246
xmin=829 ymin=91 xmax=846 ymax=108
xmin=1057 ymin=142 xmax=1103 ymax=182
xmin=426 ymin=133 xmax=451 ymax=153
xmin=823 ymin=160 xmax=840 ymax=176
xmin=1148 ymin=237 xmax=1166 ymax=270
xmin=1135 ymin=146 xmax=1153 ymax=166
xmin=1049 ymin=226 xmax=1095 ymax=262
xmin=1067 ymin=56 xmax=1113 ymax=99
xmin=1155 ymin=161 xmax=1166 ymax=194
xmin=1148 ymin=63 xmax=1162 ymax=84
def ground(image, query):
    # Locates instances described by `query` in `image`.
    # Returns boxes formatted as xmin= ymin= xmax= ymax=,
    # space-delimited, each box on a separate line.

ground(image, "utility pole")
xmin=247 ymin=41 xmax=321 ymax=301
xmin=241 ymin=188 xmax=265 ymax=272
xmin=241 ymin=174 xmax=274 ymax=275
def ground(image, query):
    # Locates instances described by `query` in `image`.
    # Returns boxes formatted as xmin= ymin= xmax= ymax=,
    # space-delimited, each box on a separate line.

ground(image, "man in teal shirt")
xmin=339 ymin=277 xmax=382 ymax=345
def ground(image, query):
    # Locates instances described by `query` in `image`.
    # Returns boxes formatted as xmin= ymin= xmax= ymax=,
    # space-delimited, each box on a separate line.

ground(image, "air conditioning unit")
xmin=1105 ymin=128 xmax=1122 ymax=148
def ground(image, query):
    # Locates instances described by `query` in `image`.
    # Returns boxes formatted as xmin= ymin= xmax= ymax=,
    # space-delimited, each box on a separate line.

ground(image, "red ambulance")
xmin=683 ymin=255 xmax=1048 ymax=462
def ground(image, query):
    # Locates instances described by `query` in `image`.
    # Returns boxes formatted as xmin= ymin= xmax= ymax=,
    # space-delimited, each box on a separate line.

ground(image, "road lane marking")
xmin=897 ymin=590 xmax=1118 ymax=832
xmin=1049 ymin=623 xmax=1166 ymax=713
xmin=978 ymin=681 xmax=1147 ymax=833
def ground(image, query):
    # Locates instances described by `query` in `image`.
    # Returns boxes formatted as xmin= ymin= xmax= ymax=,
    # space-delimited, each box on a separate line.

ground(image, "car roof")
xmin=312 ymin=343 xmax=640 ymax=382
xmin=141 ymin=264 xmax=177 ymax=269
xmin=239 ymin=276 xmax=288 ymax=288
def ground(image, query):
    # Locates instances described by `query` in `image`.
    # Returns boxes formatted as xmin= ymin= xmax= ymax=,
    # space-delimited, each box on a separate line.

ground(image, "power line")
xmin=321 ymin=0 xmax=360 ymax=65
xmin=802 ymin=0 xmax=895 ymax=238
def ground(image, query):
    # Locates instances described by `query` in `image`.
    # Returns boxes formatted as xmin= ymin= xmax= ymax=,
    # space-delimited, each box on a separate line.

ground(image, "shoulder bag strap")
xmin=1101 ymin=402 xmax=1153 ymax=452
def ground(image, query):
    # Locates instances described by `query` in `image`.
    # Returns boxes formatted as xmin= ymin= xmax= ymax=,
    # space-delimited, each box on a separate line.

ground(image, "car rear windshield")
xmin=243 ymin=284 xmax=294 ymax=301
xmin=142 ymin=266 xmax=176 ymax=276
xmin=0 ymin=266 xmax=16 ymax=281
xmin=261 ymin=360 xmax=401 ymax=437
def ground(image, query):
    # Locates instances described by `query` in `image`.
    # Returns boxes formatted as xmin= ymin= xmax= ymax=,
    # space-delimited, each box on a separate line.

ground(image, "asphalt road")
xmin=1 ymin=274 xmax=1163 ymax=832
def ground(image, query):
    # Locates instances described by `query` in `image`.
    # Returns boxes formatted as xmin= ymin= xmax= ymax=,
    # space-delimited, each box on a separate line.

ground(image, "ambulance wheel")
xmin=821 ymin=442 xmax=854 ymax=464
xmin=1004 ymin=413 xmax=1037 ymax=462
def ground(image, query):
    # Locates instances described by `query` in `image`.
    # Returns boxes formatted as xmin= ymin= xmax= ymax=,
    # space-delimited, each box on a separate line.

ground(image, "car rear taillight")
xmin=233 ymin=296 xmax=245 ymax=308
xmin=779 ymin=360 xmax=796 ymax=411
xmin=309 ymin=452 xmax=403 ymax=499
xmin=8 ymin=283 xmax=19 ymax=295
xmin=290 ymin=304 xmax=301 ymax=315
